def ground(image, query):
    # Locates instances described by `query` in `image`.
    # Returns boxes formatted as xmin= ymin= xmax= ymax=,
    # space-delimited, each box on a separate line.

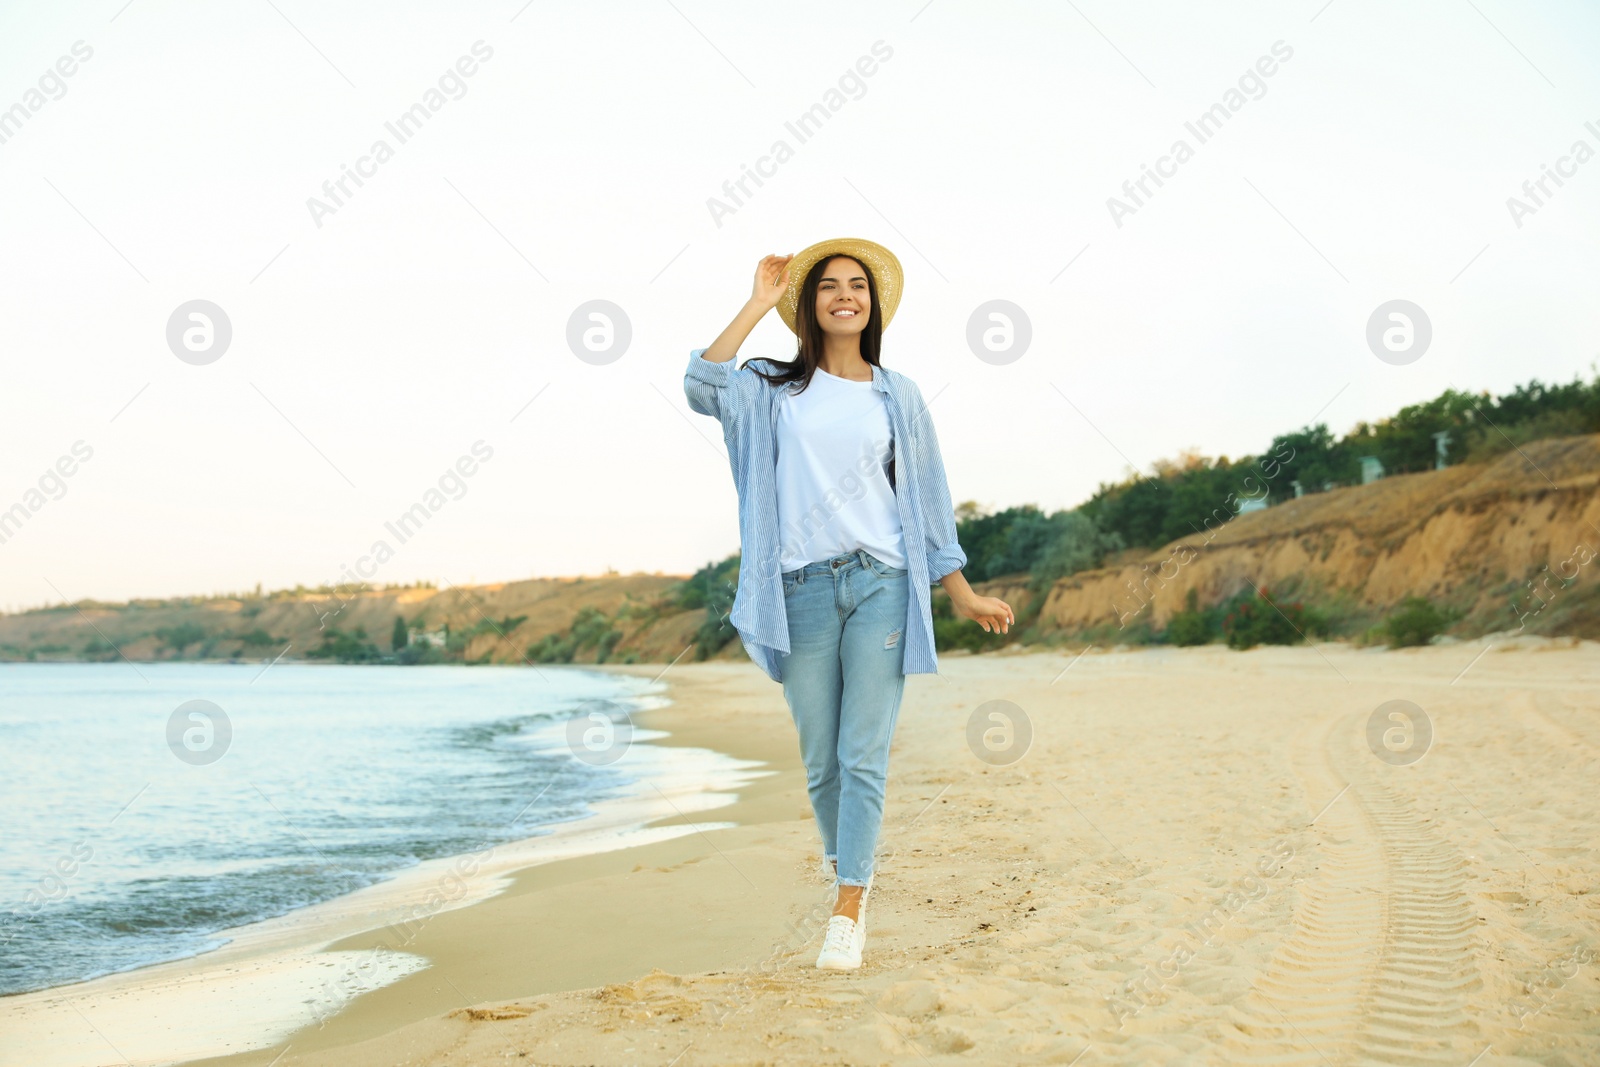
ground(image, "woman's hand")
xmin=704 ymin=255 xmax=793 ymax=365
xmin=954 ymin=593 xmax=1014 ymax=634
xmin=750 ymin=253 xmax=794 ymax=310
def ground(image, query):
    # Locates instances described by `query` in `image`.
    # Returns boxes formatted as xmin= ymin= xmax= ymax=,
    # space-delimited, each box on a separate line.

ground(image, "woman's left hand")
xmin=955 ymin=594 xmax=1014 ymax=634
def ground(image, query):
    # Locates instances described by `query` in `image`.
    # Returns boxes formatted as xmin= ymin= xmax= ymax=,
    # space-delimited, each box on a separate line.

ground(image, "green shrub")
xmin=526 ymin=607 xmax=624 ymax=664
xmin=155 ymin=622 xmax=207 ymax=655
xmin=693 ymin=611 xmax=735 ymax=661
xmin=451 ymin=615 xmax=528 ymax=658
xmin=673 ymin=556 xmax=740 ymax=612
xmin=1116 ymin=617 xmax=1160 ymax=646
xmin=394 ymin=641 xmax=447 ymax=665
xmin=526 ymin=632 xmax=571 ymax=663
xmin=82 ymin=635 xmax=120 ymax=661
xmin=1383 ymin=595 xmax=1456 ymax=648
xmin=1221 ymin=586 xmax=1324 ymax=649
xmin=1163 ymin=588 xmax=1214 ymax=646
xmin=1027 ymin=510 xmax=1124 ymax=592
xmin=305 ymin=625 xmax=381 ymax=663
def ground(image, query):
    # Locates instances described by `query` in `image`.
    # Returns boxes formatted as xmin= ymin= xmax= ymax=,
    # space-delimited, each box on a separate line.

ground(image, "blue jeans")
xmin=778 ymin=547 xmax=910 ymax=887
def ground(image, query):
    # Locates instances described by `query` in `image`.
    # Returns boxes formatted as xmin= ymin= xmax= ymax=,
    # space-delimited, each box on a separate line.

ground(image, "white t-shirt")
xmin=774 ymin=366 xmax=907 ymax=572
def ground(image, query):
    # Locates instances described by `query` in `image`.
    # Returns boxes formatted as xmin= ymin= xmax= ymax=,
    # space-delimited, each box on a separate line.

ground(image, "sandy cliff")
xmin=1001 ymin=433 xmax=1600 ymax=641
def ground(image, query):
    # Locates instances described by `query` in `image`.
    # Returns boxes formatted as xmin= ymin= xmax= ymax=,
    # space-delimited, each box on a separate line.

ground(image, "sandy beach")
xmin=7 ymin=640 xmax=1599 ymax=1067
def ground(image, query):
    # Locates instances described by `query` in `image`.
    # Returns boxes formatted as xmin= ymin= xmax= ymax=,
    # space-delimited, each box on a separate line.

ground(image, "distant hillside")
xmin=3 ymin=435 xmax=1596 ymax=667
xmin=0 ymin=574 xmax=706 ymax=668
xmin=985 ymin=433 xmax=1600 ymax=644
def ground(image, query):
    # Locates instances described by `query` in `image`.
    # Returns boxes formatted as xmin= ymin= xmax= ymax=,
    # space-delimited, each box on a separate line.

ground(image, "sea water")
xmin=0 ymin=661 xmax=712 ymax=996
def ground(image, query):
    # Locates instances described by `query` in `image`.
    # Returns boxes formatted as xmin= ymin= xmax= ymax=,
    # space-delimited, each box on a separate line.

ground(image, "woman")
xmin=683 ymin=238 xmax=1013 ymax=971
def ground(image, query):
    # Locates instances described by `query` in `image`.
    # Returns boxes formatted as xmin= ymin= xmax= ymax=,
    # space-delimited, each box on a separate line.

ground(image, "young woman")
xmin=683 ymin=238 xmax=1013 ymax=971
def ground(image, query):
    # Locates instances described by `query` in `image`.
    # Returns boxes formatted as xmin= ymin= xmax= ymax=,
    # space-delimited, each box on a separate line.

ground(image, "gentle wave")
xmin=0 ymin=662 xmax=685 ymax=996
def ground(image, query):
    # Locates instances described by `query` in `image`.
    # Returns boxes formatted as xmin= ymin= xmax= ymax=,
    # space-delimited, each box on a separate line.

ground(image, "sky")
xmin=1 ymin=0 xmax=1598 ymax=610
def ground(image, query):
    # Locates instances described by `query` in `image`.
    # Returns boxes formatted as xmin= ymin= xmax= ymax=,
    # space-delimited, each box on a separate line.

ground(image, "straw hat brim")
xmin=776 ymin=238 xmax=904 ymax=336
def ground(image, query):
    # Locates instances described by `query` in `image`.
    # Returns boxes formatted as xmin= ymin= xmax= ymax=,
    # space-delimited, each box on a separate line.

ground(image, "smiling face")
xmin=813 ymin=256 xmax=872 ymax=338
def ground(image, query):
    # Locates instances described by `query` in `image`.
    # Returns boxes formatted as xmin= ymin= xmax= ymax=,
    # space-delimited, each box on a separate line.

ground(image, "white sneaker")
xmin=816 ymin=879 xmax=871 ymax=971
xmin=816 ymin=912 xmax=865 ymax=970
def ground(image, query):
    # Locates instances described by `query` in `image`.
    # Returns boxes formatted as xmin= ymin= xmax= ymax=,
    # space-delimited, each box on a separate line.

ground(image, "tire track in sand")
xmin=1518 ymin=688 xmax=1600 ymax=759
xmin=1223 ymin=709 xmax=1482 ymax=1066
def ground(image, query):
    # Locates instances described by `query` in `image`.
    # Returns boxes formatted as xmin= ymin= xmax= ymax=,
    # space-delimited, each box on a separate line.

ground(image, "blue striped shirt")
xmin=684 ymin=347 xmax=967 ymax=682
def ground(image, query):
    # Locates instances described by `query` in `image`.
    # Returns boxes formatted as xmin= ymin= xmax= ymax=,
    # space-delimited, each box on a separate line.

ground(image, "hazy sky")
xmin=2 ymin=0 xmax=1597 ymax=610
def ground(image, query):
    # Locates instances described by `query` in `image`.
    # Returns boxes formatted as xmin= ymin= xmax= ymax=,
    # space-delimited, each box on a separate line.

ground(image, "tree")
xmin=1162 ymin=459 xmax=1252 ymax=544
xmin=1266 ymin=424 xmax=1357 ymax=495
xmin=391 ymin=614 xmax=408 ymax=651
xmin=954 ymin=503 xmax=1024 ymax=581
xmin=1343 ymin=388 xmax=1480 ymax=474
xmin=1029 ymin=510 xmax=1124 ymax=591
xmin=1084 ymin=475 xmax=1173 ymax=550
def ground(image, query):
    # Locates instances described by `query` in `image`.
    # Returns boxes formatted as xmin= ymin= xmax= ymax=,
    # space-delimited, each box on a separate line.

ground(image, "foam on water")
xmin=0 ymin=662 xmax=758 ymax=999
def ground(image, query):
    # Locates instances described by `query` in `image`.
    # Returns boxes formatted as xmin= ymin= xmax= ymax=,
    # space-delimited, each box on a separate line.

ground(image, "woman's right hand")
xmin=702 ymin=255 xmax=794 ymax=365
xmin=751 ymin=254 xmax=794 ymax=310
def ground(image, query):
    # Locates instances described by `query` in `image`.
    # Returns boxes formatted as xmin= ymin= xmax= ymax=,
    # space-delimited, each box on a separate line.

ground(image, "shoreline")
xmin=7 ymin=642 xmax=1599 ymax=1066
xmin=0 ymin=664 xmax=788 ymax=1067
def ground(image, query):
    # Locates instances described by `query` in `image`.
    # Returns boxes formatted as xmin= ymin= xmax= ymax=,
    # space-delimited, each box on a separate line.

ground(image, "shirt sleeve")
xmin=909 ymin=381 xmax=968 ymax=583
xmin=683 ymin=347 xmax=759 ymax=430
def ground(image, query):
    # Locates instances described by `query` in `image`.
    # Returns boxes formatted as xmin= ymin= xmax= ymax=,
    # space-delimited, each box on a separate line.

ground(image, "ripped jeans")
xmin=778 ymin=547 xmax=910 ymax=887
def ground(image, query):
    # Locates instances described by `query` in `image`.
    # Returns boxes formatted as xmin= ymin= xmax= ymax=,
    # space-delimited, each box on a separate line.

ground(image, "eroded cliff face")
xmin=988 ymin=435 xmax=1600 ymax=638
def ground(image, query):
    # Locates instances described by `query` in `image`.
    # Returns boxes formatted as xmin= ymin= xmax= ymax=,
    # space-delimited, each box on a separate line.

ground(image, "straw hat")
xmin=776 ymin=237 xmax=904 ymax=336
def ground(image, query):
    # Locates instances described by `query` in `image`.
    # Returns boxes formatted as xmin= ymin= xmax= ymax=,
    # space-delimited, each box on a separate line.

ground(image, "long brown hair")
xmin=746 ymin=255 xmax=884 ymax=395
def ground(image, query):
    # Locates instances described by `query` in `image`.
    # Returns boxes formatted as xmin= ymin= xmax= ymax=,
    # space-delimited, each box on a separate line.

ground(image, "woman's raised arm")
xmin=702 ymin=254 xmax=794 ymax=363
xmin=685 ymin=254 xmax=794 ymax=423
